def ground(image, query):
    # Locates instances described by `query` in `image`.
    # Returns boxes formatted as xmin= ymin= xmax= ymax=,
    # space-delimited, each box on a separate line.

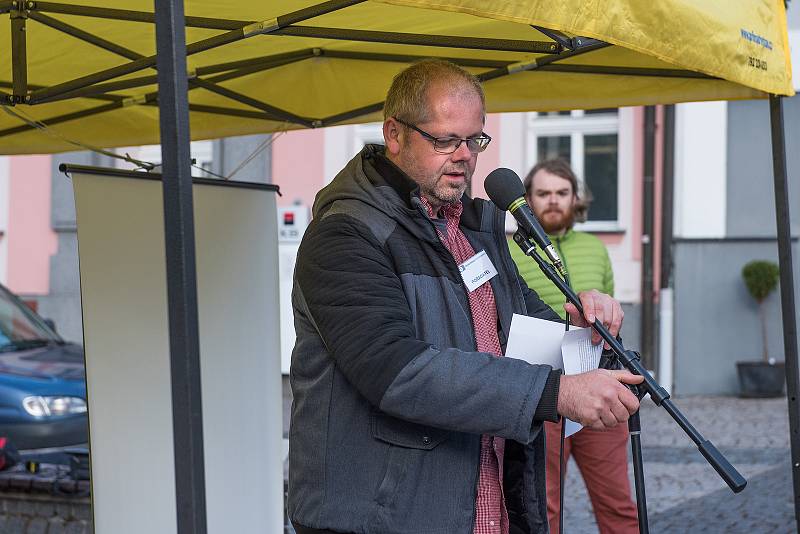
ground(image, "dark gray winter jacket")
xmin=288 ymin=145 xmax=561 ymax=534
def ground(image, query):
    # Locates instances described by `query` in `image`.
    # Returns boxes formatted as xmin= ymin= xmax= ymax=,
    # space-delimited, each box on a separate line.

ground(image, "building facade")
xmin=666 ymin=6 xmax=800 ymax=395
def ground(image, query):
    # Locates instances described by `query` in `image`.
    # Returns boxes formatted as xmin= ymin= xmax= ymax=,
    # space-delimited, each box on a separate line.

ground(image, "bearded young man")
xmin=288 ymin=60 xmax=642 ymax=534
xmin=508 ymin=159 xmax=639 ymax=534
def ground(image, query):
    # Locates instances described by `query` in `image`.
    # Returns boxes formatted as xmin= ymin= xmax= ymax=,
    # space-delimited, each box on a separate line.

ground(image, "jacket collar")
xmin=549 ymin=227 xmax=575 ymax=241
xmin=364 ymin=145 xmax=485 ymax=232
xmin=365 ymin=146 xmax=420 ymax=211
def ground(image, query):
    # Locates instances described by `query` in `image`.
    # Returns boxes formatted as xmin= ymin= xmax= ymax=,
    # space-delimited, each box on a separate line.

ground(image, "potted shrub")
xmin=736 ymin=260 xmax=786 ymax=397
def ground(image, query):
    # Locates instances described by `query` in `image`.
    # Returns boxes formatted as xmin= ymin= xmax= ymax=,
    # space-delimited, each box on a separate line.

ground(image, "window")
xmin=351 ymin=122 xmax=384 ymax=155
xmin=192 ymin=141 xmax=214 ymax=174
xmin=526 ymin=109 xmax=620 ymax=229
xmin=126 ymin=140 xmax=214 ymax=175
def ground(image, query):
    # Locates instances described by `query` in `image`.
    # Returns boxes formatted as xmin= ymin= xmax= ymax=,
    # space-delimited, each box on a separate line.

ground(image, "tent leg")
xmin=769 ymin=94 xmax=800 ymax=532
xmin=155 ymin=1 xmax=208 ymax=533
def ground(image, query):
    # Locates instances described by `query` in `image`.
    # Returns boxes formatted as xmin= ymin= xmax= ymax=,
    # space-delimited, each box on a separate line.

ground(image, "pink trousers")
xmin=545 ymin=420 xmax=639 ymax=534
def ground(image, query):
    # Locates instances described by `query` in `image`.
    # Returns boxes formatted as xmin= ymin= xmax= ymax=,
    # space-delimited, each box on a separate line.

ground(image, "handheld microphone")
xmin=485 ymin=167 xmax=567 ymax=278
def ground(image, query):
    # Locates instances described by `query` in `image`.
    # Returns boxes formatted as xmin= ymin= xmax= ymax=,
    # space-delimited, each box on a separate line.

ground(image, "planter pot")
xmin=736 ymin=361 xmax=786 ymax=398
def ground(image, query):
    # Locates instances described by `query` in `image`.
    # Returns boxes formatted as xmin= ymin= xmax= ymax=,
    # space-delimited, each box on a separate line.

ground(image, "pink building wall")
xmin=7 ymin=156 xmax=56 ymax=295
xmin=271 ymin=129 xmax=326 ymax=208
xmin=629 ymin=106 xmax=666 ymax=299
xmin=471 ymin=114 xmax=501 ymax=200
xmin=596 ymin=233 xmax=625 ymax=247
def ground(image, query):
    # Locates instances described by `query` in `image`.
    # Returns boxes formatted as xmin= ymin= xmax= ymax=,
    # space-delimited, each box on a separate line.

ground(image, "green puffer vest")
xmin=508 ymin=228 xmax=614 ymax=320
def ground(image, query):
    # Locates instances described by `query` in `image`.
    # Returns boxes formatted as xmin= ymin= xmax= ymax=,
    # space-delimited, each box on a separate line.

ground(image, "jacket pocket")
xmin=369 ymin=412 xmax=450 ymax=511
xmin=370 ymin=411 xmax=449 ymax=450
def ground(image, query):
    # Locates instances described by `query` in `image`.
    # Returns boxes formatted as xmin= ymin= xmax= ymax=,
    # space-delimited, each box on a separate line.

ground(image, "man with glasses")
xmin=288 ymin=59 xmax=642 ymax=534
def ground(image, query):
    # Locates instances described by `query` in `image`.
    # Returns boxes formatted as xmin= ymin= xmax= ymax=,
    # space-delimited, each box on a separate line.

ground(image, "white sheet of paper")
xmin=561 ymin=327 xmax=603 ymax=375
xmin=560 ymin=327 xmax=603 ymax=437
xmin=506 ymin=314 xmax=601 ymax=438
xmin=505 ymin=313 xmax=570 ymax=369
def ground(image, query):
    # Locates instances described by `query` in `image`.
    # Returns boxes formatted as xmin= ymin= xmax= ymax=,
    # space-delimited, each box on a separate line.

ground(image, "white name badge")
xmin=458 ymin=250 xmax=498 ymax=292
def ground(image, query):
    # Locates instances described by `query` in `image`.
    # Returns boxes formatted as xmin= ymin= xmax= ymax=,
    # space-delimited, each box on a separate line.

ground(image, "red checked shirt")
xmin=421 ymin=197 xmax=508 ymax=534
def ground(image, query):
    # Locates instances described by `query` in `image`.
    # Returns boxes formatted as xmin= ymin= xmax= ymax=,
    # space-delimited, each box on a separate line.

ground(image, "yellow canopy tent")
xmin=0 ymin=0 xmax=793 ymax=154
xmin=1 ymin=1 xmax=797 ymax=532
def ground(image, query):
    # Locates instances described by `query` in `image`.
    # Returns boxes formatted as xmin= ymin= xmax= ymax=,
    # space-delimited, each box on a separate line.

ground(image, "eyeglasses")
xmin=393 ymin=116 xmax=492 ymax=154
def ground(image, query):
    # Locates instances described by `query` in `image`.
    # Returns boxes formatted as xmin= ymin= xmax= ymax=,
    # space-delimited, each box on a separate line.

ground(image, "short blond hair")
xmin=383 ymin=59 xmax=485 ymax=124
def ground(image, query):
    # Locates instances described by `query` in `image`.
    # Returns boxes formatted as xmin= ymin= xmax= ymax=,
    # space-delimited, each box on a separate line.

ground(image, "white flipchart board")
xmin=72 ymin=169 xmax=283 ymax=533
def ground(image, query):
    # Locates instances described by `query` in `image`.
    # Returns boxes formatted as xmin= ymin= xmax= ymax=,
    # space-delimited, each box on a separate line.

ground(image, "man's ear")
xmin=383 ymin=118 xmax=403 ymax=156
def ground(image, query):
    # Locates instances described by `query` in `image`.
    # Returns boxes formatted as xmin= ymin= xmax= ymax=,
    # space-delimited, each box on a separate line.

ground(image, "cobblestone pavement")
xmin=559 ymin=396 xmax=795 ymax=534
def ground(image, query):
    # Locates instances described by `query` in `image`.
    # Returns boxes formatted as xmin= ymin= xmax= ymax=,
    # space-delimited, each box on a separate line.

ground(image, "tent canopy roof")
xmin=0 ymin=0 xmax=793 ymax=154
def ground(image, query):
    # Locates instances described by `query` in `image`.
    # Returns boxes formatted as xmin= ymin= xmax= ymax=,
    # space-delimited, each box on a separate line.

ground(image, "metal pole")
xmin=640 ymin=106 xmax=656 ymax=370
xmin=769 ymin=94 xmax=800 ymax=531
xmin=154 ymin=1 xmax=207 ymax=533
xmin=658 ymin=105 xmax=676 ymax=394
xmin=628 ymin=411 xmax=649 ymax=534
xmin=660 ymin=105 xmax=676 ymax=289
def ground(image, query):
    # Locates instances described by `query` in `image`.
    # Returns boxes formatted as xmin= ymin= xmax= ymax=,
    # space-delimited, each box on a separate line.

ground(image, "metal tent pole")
xmin=769 ymin=94 xmax=800 ymax=532
xmin=154 ymin=1 xmax=207 ymax=533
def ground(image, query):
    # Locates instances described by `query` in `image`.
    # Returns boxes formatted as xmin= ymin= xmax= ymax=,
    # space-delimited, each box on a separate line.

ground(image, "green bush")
xmin=742 ymin=261 xmax=780 ymax=303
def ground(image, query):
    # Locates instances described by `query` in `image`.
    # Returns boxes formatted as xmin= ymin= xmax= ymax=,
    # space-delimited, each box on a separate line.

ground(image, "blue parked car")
xmin=0 ymin=284 xmax=87 ymax=451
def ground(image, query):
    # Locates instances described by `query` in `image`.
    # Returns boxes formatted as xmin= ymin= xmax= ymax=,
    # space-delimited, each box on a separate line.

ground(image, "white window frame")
xmin=525 ymin=110 xmax=623 ymax=232
xmin=351 ymin=122 xmax=384 ymax=156
xmin=191 ymin=140 xmax=214 ymax=173
xmin=123 ymin=140 xmax=214 ymax=174
xmin=323 ymin=122 xmax=384 ymax=186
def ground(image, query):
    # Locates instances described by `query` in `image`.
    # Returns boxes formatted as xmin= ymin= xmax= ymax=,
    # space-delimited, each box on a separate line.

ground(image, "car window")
xmin=0 ymin=287 xmax=59 ymax=347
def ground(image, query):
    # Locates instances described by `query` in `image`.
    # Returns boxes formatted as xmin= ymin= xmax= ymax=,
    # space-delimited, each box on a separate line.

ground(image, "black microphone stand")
xmin=512 ymin=230 xmax=746 ymax=533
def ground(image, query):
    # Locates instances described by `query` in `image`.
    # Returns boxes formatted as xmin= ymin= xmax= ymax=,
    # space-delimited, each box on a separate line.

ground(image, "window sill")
xmin=574 ymin=222 xmax=626 ymax=234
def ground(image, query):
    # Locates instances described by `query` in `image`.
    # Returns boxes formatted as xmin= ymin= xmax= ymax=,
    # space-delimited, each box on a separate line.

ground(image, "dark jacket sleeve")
xmin=295 ymin=214 xmax=553 ymax=443
xmin=515 ymin=272 xmax=562 ymax=422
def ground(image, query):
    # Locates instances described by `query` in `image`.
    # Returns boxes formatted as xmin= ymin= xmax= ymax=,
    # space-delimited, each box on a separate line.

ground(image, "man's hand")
xmin=564 ymin=289 xmax=623 ymax=348
xmin=557 ymin=369 xmax=644 ymax=430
